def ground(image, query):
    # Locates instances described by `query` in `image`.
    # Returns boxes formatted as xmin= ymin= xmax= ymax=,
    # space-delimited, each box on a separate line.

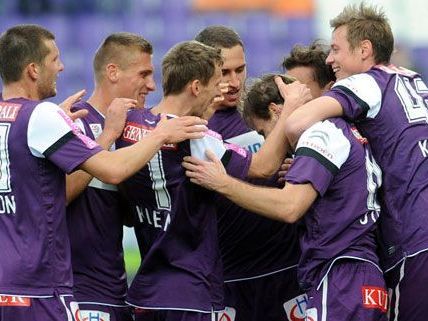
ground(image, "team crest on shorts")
xmin=218 ymin=306 xmax=236 ymax=321
xmin=305 ymin=307 xmax=318 ymax=321
xmin=79 ymin=309 xmax=110 ymax=321
xmin=283 ymin=294 xmax=308 ymax=321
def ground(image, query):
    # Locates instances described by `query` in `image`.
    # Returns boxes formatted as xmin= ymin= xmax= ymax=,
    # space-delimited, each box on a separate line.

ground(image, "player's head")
xmin=0 ymin=24 xmax=63 ymax=100
xmin=195 ymin=25 xmax=246 ymax=109
xmin=243 ymin=74 xmax=295 ymax=138
xmin=326 ymin=2 xmax=394 ymax=80
xmin=162 ymin=40 xmax=223 ymax=117
xmin=93 ymin=32 xmax=155 ymax=107
xmin=282 ymin=41 xmax=335 ymax=98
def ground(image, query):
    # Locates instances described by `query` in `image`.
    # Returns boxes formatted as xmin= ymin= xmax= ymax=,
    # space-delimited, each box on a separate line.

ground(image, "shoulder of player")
xmin=299 ymin=119 xmax=351 ymax=149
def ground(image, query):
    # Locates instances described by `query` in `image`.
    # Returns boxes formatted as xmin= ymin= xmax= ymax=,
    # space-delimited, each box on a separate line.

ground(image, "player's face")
xmin=251 ymin=111 xmax=279 ymax=138
xmin=220 ymin=45 xmax=246 ymax=108
xmin=116 ymin=51 xmax=155 ymax=107
xmin=287 ymin=66 xmax=326 ymax=99
xmin=37 ymin=39 xmax=64 ymax=100
xmin=326 ymin=25 xmax=365 ymax=80
xmin=194 ymin=64 xmax=223 ymax=117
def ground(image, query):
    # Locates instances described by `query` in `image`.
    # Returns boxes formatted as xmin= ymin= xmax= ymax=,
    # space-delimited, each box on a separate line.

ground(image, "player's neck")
xmin=151 ymin=95 xmax=192 ymax=117
xmin=1 ymin=81 xmax=40 ymax=101
xmin=86 ymin=88 xmax=110 ymax=116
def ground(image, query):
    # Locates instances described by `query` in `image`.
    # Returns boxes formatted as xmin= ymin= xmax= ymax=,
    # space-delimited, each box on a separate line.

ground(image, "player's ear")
xmin=27 ymin=62 xmax=39 ymax=81
xmin=106 ymin=63 xmax=119 ymax=83
xmin=269 ymin=102 xmax=282 ymax=116
xmin=360 ymin=39 xmax=373 ymax=60
xmin=190 ymin=79 xmax=201 ymax=96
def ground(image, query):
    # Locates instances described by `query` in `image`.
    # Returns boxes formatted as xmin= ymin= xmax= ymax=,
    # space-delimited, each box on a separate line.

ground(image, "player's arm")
xmin=79 ymin=115 xmax=208 ymax=185
xmin=183 ymin=150 xmax=317 ymax=223
xmin=66 ymin=98 xmax=137 ymax=204
xmin=284 ymin=96 xmax=343 ymax=148
xmin=248 ymin=81 xmax=312 ymax=178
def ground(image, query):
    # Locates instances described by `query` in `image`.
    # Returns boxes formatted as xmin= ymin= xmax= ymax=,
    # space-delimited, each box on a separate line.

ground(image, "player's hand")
xmin=103 ymin=98 xmax=138 ymax=139
xmin=154 ymin=114 xmax=208 ymax=143
xmin=182 ymin=150 xmax=228 ymax=191
xmin=277 ymin=157 xmax=293 ymax=184
xmin=59 ymin=89 xmax=88 ymax=121
xmin=203 ymin=82 xmax=229 ymax=119
xmin=274 ymin=77 xmax=312 ymax=116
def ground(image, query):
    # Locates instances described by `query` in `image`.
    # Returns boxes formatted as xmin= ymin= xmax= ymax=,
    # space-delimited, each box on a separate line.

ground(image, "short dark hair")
xmin=0 ymin=24 xmax=55 ymax=84
xmin=162 ymin=40 xmax=223 ymax=96
xmin=282 ymin=41 xmax=336 ymax=88
xmin=195 ymin=25 xmax=244 ymax=49
xmin=243 ymin=74 xmax=295 ymax=127
xmin=93 ymin=32 xmax=153 ymax=83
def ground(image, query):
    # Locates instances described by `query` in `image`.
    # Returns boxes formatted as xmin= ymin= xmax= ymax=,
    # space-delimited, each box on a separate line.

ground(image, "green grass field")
xmin=124 ymin=246 xmax=141 ymax=282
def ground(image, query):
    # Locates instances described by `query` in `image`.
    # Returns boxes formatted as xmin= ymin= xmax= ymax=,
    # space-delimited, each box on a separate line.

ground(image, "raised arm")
xmin=284 ymin=96 xmax=343 ymax=148
xmin=273 ymin=77 xmax=343 ymax=148
xmin=248 ymin=81 xmax=312 ymax=178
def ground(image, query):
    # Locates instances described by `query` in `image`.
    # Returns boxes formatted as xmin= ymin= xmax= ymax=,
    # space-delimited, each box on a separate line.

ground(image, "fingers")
xmin=183 ymin=156 xmax=204 ymax=166
xmin=70 ymin=109 xmax=88 ymax=121
xmin=67 ymin=89 xmax=86 ymax=102
xmin=274 ymin=76 xmax=286 ymax=89
xmin=205 ymin=149 xmax=219 ymax=163
xmin=183 ymin=132 xmax=205 ymax=140
xmin=180 ymin=116 xmax=208 ymax=126
xmin=62 ymin=89 xmax=86 ymax=106
xmin=59 ymin=89 xmax=86 ymax=113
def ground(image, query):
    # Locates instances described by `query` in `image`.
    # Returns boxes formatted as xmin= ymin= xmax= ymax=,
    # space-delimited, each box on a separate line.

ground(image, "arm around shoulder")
xmin=285 ymin=96 xmax=343 ymax=148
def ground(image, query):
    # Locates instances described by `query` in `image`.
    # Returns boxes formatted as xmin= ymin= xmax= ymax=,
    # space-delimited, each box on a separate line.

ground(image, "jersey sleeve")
xmin=324 ymin=73 xmax=382 ymax=121
xmin=27 ymin=102 xmax=102 ymax=173
xmin=190 ymin=129 xmax=251 ymax=180
xmin=285 ymin=120 xmax=351 ymax=196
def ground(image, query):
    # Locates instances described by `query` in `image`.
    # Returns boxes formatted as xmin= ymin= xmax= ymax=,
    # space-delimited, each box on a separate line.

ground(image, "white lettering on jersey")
xmin=333 ymin=74 xmax=382 ymax=118
xmin=225 ymin=131 xmax=264 ymax=153
xmin=0 ymin=195 xmax=16 ymax=215
xmin=296 ymin=120 xmax=351 ymax=170
xmin=136 ymin=206 xmax=171 ymax=231
xmin=419 ymin=139 xmax=428 ymax=157
xmin=0 ymin=102 xmax=21 ymax=121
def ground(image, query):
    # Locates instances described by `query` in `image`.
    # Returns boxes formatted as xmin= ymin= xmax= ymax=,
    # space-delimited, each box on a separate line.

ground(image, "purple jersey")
xmin=208 ymin=108 xmax=300 ymax=280
xmin=66 ymin=101 xmax=128 ymax=305
xmin=325 ymin=65 xmax=428 ymax=270
xmin=285 ymin=118 xmax=382 ymax=290
xmin=0 ymin=98 xmax=102 ymax=297
xmin=117 ymin=109 xmax=251 ymax=312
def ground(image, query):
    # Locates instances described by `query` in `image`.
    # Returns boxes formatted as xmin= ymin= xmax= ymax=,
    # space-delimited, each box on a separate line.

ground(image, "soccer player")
xmin=277 ymin=4 xmax=428 ymax=320
xmin=0 ymin=24 xmax=207 ymax=321
xmin=195 ymin=25 xmax=303 ymax=321
xmin=282 ymin=41 xmax=335 ymax=99
xmin=183 ymin=74 xmax=388 ymax=321
xmin=117 ymin=40 xmax=310 ymax=321
xmin=66 ymin=33 xmax=156 ymax=321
